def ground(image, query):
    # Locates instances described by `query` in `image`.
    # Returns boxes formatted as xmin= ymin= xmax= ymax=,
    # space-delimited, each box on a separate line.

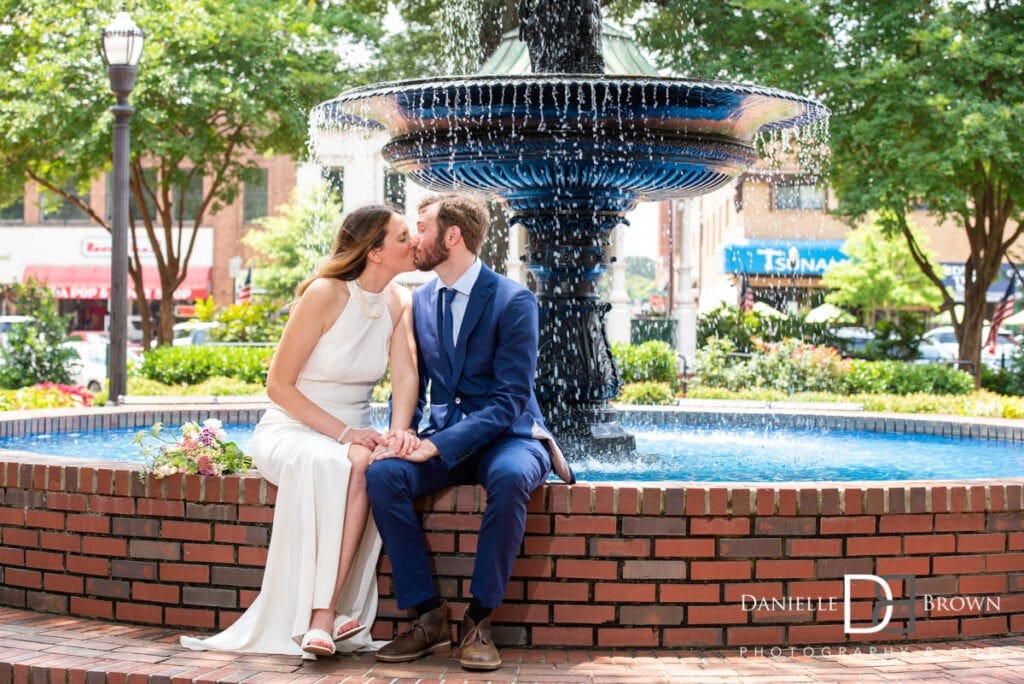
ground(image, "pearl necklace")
xmin=350 ymin=278 xmax=386 ymax=319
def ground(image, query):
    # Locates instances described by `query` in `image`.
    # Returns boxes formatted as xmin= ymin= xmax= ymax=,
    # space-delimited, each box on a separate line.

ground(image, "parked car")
xmin=0 ymin=315 xmax=33 ymax=346
xmin=832 ymin=326 xmax=874 ymax=358
xmin=923 ymin=325 xmax=1019 ymax=370
xmin=172 ymin=321 xmax=220 ymax=346
xmin=69 ymin=330 xmax=109 ymax=344
xmin=914 ymin=336 xmax=957 ymax=364
xmin=64 ymin=341 xmax=143 ymax=392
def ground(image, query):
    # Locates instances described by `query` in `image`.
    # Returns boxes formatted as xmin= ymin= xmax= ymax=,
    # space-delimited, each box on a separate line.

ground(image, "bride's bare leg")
xmin=309 ymin=444 xmax=372 ymax=634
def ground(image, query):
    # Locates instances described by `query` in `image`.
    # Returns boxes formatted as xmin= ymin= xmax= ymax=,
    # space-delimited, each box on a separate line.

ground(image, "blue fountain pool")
xmin=1 ymin=420 xmax=1021 ymax=482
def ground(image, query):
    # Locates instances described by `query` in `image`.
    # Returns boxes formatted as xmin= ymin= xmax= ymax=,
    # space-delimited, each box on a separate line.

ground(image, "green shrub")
xmin=0 ymin=382 xmax=95 ymax=410
xmin=982 ymin=345 xmax=1024 ymax=396
xmin=842 ymin=360 xmax=974 ymax=395
xmin=617 ymin=381 xmax=676 ymax=405
xmin=694 ymin=337 xmax=849 ymax=394
xmin=210 ymin=302 xmax=286 ymax=343
xmin=697 ymin=303 xmax=837 ymax=353
xmin=612 ymin=340 xmax=679 ymax=390
xmin=139 ymin=345 xmax=273 ymax=385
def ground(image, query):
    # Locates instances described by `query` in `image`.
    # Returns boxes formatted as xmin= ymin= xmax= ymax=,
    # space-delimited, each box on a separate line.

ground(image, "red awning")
xmin=23 ymin=265 xmax=210 ymax=301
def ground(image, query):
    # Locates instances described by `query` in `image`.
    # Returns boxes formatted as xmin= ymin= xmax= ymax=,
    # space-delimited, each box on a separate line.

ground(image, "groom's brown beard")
xmin=414 ymin=233 xmax=448 ymax=271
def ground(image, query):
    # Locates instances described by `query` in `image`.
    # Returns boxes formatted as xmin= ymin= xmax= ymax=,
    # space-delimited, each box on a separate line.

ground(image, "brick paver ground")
xmin=2 ymin=608 xmax=1024 ymax=683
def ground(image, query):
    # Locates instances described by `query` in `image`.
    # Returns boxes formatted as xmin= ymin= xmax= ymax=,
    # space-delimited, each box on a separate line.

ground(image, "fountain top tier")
xmin=310 ymin=75 xmax=828 ymax=212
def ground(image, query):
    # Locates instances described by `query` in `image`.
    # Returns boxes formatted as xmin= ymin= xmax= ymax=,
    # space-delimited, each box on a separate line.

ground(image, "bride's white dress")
xmin=180 ymin=283 xmax=391 ymax=656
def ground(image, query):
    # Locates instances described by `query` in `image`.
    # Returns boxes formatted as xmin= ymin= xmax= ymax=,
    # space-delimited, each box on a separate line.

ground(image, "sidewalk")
xmin=2 ymin=608 xmax=1024 ymax=683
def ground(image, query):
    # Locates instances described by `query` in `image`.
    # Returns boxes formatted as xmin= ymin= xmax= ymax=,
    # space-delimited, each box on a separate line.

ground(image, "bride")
xmin=181 ymin=204 xmax=419 ymax=658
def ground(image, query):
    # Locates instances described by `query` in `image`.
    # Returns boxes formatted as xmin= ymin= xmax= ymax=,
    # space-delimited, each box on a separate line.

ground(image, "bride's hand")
xmin=386 ymin=429 xmax=420 ymax=457
xmin=344 ymin=427 xmax=386 ymax=450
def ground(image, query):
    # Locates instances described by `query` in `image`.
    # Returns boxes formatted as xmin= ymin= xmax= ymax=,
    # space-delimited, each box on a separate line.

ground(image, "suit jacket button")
xmin=454 ymin=397 xmax=462 ymax=404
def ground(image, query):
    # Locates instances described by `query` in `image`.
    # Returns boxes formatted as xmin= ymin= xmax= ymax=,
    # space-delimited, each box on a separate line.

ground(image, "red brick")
xmin=660 ymin=583 xmax=721 ymax=604
xmin=641 ymin=487 xmax=663 ymax=515
xmin=80 ymin=536 xmax=127 ymax=557
xmin=525 ymin=536 xmax=586 ymax=556
xmin=553 ymin=515 xmax=617 ymax=535
xmin=556 ymin=559 xmax=618 ymax=580
xmin=66 ymin=554 xmax=109 ymax=576
xmin=788 ymin=623 xmax=847 ymax=644
xmin=663 ymin=627 xmax=723 ymax=646
xmin=708 ymin=487 xmax=728 ymax=515
xmin=132 ymin=582 xmax=180 ymax=604
xmin=911 ymin=619 xmax=959 ymax=639
xmin=934 ymin=554 xmax=983 ymax=574
xmin=161 ymin=520 xmax=212 ymax=541
xmin=588 ymin=538 xmax=648 ymax=557
xmin=935 ymin=513 xmax=985 ymax=532
xmin=160 ymin=563 xmax=210 ymax=584
xmin=959 ymin=574 xmax=1007 ymax=594
xmin=510 ymin=557 xmax=553 ymax=578
xmin=987 ymin=553 xmax=1024 ymax=572
xmin=594 ymin=582 xmax=655 ymax=603
xmin=787 ymin=538 xmax=841 ymax=557
xmin=3 ymin=527 xmax=39 ymax=547
xmin=553 ymin=604 xmax=615 ymax=624
xmin=755 ymin=517 xmax=816 ymax=536
xmin=5 ymin=567 xmax=42 ymax=589
xmin=237 ymin=547 xmax=268 ymax=567
xmin=44 ymin=572 xmax=83 ymax=594
xmin=724 ymin=582 xmax=784 ymax=603
xmin=690 ymin=560 xmax=751 ymax=580
xmin=904 ymin=534 xmax=955 ymax=555
xmin=655 ymin=538 xmax=716 ymax=558
xmin=42 ymin=492 xmax=87 ymax=512
xmin=24 ymin=550 xmax=64 ymax=571
xmin=687 ymin=604 xmax=748 ymax=625
xmin=593 ymin=485 xmax=615 ymax=514
xmin=87 ymin=495 xmax=134 ymax=515
xmin=70 ymin=596 xmax=112 ymax=619
xmin=596 ymin=627 xmax=659 ymax=647
xmin=957 ymin=533 xmax=1006 ymax=553
xmin=820 ymin=516 xmax=875 ymax=535
xmin=115 ymin=602 xmax=163 ymax=624
xmin=756 ymin=489 xmax=776 ymax=515
xmin=685 ymin=488 xmax=706 ymax=515
xmin=183 ymin=543 xmax=235 ymax=564
xmin=875 ymin=556 xmax=930 ymax=576
xmin=960 ymin=615 xmax=1008 ymax=637
xmin=690 ymin=517 xmax=750 ymax=536
xmin=39 ymin=531 xmax=81 ymax=553
xmin=879 ymin=514 xmax=933 ymax=533
xmin=165 ymin=607 xmax=216 ymax=629
xmin=727 ymin=625 xmax=785 ymax=645
xmin=532 ymin=626 xmax=593 ymax=646
xmin=527 ymin=581 xmax=590 ymax=602
xmin=65 ymin=514 xmax=109 ymax=534
xmin=778 ymin=489 xmax=798 ymax=515
xmin=755 ymin=560 xmax=814 ymax=579
xmin=847 ymin=536 xmax=900 ymax=556
xmin=0 ymin=506 xmax=24 ymax=525
xmin=622 ymin=560 xmax=685 ymax=580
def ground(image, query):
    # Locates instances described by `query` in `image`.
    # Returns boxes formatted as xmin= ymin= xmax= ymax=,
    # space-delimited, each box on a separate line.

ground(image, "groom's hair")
xmin=420 ymin=193 xmax=489 ymax=255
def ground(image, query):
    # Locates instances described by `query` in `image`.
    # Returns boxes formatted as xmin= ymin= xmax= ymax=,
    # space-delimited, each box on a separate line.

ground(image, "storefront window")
xmin=108 ymin=168 xmax=205 ymax=224
xmin=40 ymin=185 xmax=91 ymax=223
xmin=0 ymin=198 xmax=24 ymax=223
xmin=243 ymin=168 xmax=268 ymax=223
xmin=774 ymin=184 xmax=824 ymax=210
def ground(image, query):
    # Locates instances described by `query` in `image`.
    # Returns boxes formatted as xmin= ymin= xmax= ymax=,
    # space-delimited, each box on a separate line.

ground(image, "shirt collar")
xmin=434 ymin=258 xmax=482 ymax=297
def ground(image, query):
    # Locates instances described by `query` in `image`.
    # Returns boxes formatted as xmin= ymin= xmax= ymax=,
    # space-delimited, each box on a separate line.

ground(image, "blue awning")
xmin=723 ymin=240 xmax=847 ymax=276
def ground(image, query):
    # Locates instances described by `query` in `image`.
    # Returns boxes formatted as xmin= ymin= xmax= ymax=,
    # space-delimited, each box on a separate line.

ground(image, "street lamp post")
xmin=101 ymin=12 xmax=144 ymax=403
xmin=787 ymin=245 xmax=800 ymax=314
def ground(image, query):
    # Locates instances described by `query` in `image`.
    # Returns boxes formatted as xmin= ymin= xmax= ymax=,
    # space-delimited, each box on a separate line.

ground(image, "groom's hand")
xmin=372 ymin=438 xmax=438 ymax=463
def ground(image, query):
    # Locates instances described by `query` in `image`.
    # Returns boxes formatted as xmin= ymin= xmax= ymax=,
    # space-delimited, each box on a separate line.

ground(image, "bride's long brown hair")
xmin=296 ymin=204 xmax=398 ymax=297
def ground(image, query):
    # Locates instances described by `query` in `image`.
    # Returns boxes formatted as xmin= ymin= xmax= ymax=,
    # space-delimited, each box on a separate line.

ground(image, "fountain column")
xmin=673 ymin=199 xmax=698 ymax=366
xmin=512 ymin=205 xmax=635 ymax=457
xmin=607 ymin=226 xmax=631 ymax=344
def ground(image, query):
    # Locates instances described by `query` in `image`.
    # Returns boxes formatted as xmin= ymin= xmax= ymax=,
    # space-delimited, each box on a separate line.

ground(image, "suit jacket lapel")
xmin=450 ymin=265 xmax=496 ymax=382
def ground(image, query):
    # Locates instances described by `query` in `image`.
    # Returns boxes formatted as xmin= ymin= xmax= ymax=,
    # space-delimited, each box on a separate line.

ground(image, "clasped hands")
xmin=342 ymin=426 xmax=437 ymax=462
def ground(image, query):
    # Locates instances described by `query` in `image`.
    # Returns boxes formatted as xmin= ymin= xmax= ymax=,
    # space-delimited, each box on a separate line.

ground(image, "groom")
xmin=366 ymin=193 xmax=573 ymax=671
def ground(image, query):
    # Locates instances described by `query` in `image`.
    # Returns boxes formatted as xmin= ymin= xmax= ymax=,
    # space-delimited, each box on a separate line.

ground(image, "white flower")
xmin=203 ymin=418 xmax=228 ymax=441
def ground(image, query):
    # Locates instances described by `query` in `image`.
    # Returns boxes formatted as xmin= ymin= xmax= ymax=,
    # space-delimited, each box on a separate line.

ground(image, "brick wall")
xmin=1 ymin=406 xmax=1022 ymax=648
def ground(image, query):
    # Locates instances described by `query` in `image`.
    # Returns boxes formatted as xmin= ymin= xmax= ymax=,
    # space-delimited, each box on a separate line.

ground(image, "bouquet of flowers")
xmin=135 ymin=418 xmax=251 ymax=478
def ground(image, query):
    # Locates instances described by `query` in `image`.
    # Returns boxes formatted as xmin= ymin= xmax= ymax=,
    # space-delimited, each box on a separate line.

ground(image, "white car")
xmin=923 ymin=325 xmax=1019 ymax=370
xmin=64 ymin=341 xmax=143 ymax=392
xmin=172 ymin=321 xmax=220 ymax=346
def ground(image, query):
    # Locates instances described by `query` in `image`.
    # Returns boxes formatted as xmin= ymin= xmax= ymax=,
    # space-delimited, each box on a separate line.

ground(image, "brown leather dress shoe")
xmin=375 ymin=602 xmax=451 ymax=662
xmin=457 ymin=614 xmax=502 ymax=671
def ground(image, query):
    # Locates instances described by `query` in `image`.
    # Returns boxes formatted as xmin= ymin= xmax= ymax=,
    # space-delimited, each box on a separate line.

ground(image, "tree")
xmin=0 ymin=1 xmax=388 ymax=346
xmin=822 ymin=216 xmax=943 ymax=326
xmin=616 ymin=0 xmax=1024 ymax=386
xmin=243 ymin=184 xmax=342 ymax=304
xmin=0 ymin=278 xmax=76 ymax=389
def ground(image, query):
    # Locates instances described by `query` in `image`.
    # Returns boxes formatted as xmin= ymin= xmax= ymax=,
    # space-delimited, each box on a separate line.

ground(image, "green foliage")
xmin=138 ymin=345 xmax=273 ymax=385
xmin=842 ymin=360 xmax=974 ymax=396
xmin=981 ymin=345 xmax=1024 ymax=397
xmin=625 ymin=255 xmax=655 ymax=280
xmin=822 ymin=219 xmax=944 ymax=324
xmin=193 ymin=296 xmax=217 ymax=323
xmin=0 ymin=1 xmax=388 ymax=344
xmin=617 ymin=381 xmax=676 ymax=405
xmin=612 ymin=340 xmax=679 ymax=390
xmin=697 ymin=304 xmax=837 ymax=353
xmin=127 ymin=375 xmax=264 ymax=396
xmin=243 ymin=185 xmax=342 ymax=303
xmin=210 ymin=302 xmax=285 ymax=343
xmin=0 ymin=278 xmax=76 ymax=389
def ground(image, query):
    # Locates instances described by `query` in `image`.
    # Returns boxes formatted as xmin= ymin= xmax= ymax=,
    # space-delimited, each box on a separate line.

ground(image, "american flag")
xmin=738 ymin=274 xmax=754 ymax=312
xmin=236 ymin=266 xmax=253 ymax=304
xmin=985 ymin=276 xmax=1016 ymax=354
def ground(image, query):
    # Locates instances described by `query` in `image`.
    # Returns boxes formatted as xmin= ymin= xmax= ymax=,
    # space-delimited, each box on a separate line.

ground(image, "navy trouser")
xmin=366 ymin=436 xmax=550 ymax=609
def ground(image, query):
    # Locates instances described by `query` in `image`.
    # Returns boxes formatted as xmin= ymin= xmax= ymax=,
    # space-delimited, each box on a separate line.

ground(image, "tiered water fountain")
xmin=311 ymin=0 xmax=828 ymax=458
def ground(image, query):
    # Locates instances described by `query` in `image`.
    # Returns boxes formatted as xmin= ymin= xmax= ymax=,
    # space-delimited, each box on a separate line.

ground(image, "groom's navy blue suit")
xmin=367 ymin=262 xmax=572 ymax=609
